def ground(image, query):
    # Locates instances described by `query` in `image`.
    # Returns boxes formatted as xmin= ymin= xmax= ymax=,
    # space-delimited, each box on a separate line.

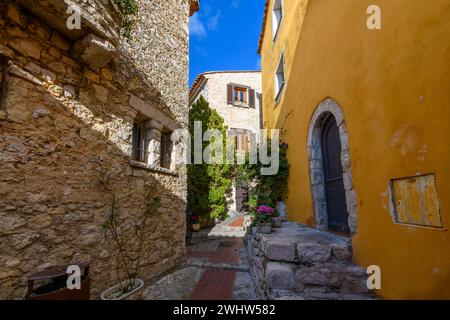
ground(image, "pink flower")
xmin=257 ymin=205 xmax=274 ymax=214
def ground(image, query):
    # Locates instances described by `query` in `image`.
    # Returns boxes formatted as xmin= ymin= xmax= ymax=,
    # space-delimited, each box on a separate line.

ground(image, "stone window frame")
xmin=130 ymin=117 xmax=177 ymax=176
xmin=227 ymin=83 xmax=256 ymax=109
xmin=307 ymin=98 xmax=357 ymax=234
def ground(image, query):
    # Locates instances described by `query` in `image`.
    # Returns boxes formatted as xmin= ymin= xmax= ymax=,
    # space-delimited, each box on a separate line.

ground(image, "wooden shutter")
xmin=244 ymin=131 xmax=249 ymax=152
xmin=227 ymin=84 xmax=233 ymax=104
xmin=249 ymin=88 xmax=255 ymax=108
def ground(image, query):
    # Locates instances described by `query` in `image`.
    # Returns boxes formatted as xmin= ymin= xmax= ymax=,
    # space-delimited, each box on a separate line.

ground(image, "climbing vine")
xmin=113 ymin=0 xmax=138 ymax=39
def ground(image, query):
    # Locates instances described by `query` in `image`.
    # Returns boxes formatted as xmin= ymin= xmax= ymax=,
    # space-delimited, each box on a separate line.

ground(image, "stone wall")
xmin=245 ymin=222 xmax=375 ymax=300
xmin=0 ymin=0 xmax=190 ymax=299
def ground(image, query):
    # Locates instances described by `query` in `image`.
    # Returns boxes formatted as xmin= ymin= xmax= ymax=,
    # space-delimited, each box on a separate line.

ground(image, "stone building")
xmin=189 ymin=71 xmax=262 ymax=213
xmin=258 ymin=0 xmax=449 ymax=299
xmin=0 ymin=0 xmax=199 ymax=299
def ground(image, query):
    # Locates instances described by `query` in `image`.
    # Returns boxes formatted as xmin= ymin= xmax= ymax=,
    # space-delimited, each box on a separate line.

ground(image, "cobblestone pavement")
xmin=143 ymin=216 xmax=257 ymax=300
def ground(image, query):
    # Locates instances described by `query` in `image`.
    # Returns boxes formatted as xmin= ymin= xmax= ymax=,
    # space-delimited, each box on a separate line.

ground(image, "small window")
xmin=132 ymin=122 xmax=146 ymax=163
xmin=227 ymin=84 xmax=255 ymax=108
xmin=234 ymin=86 xmax=247 ymax=103
xmin=274 ymin=53 xmax=285 ymax=103
xmin=272 ymin=0 xmax=283 ymax=40
xmin=160 ymin=131 xmax=173 ymax=170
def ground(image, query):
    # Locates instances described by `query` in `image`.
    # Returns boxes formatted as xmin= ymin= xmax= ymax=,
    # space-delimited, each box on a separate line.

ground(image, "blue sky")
xmin=189 ymin=0 xmax=265 ymax=87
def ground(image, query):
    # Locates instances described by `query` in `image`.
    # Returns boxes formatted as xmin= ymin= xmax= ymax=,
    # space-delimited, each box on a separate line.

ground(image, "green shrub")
xmin=188 ymin=96 xmax=233 ymax=221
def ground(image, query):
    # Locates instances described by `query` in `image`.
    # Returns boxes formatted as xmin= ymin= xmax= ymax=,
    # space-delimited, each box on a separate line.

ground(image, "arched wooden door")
xmin=321 ymin=115 xmax=349 ymax=233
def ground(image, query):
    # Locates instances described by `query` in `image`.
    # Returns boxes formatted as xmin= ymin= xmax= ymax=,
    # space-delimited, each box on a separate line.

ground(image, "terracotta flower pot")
xmin=100 ymin=279 xmax=144 ymax=300
xmin=191 ymin=223 xmax=200 ymax=232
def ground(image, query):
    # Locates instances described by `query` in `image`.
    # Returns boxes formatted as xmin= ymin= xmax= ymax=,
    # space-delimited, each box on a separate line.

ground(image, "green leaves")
xmin=188 ymin=96 xmax=233 ymax=221
xmin=113 ymin=0 xmax=139 ymax=39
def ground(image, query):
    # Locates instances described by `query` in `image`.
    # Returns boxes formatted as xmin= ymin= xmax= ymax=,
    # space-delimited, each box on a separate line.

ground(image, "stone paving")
xmin=143 ymin=216 xmax=257 ymax=300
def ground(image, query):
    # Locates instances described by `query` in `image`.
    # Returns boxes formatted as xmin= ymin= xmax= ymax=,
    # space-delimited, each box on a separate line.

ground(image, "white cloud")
xmin=195 ymin=46 xmax=209 ymax=58
xmin=207 ymin=11 xmax=221 ymax=31
xmin=231 ymin=0 xmax=240 ymax=8
xmin=190 ymin=14 xmax=207 ymax=39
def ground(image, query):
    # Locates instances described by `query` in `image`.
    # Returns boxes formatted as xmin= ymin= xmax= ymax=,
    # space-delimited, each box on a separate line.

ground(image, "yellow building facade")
xmin=259 ymin=0 xmax=450 ymax=299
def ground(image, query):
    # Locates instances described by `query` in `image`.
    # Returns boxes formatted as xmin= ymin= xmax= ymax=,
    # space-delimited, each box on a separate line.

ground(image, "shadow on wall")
xmin=0 ymin=10 xmax=188 ymax=298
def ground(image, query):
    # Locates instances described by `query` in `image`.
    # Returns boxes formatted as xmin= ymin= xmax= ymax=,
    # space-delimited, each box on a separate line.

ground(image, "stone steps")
xmin=245 ymin=222 xmax=377 ymax=300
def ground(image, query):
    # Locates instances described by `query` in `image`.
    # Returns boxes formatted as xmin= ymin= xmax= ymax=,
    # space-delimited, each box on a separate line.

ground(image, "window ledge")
xmin=232 ymin=102 xmax=251 ymax=108
xmin=129 ymin=160 xmax=178 ymax=176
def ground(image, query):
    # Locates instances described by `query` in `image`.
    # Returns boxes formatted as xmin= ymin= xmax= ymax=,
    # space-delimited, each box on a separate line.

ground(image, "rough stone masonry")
xmin=0 ymin=0 xmax=192 ymax=299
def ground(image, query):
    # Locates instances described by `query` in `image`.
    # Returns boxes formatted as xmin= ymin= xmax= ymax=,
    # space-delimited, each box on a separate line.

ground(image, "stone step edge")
xmin=187 ymin=260 xmax=250 ymax=272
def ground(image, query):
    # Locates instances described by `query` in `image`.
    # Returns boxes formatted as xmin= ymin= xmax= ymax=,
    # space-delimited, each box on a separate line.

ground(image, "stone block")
xmin=341 ymin=276 xmax=370 ymax=294
xmin=330 ymin=242 xmax=352 ymax=261
xmin=265 ymin=239 xmax=297 ymax=262
xmin=265 ymin=262 xmax=295 ymax=290
xmin=297 ymin=241 xmax=331 ymax=263
xmin=8 ymin=38 xmax=41 ymax=59
xmin=73 ymin=34 xmax=116 ymax=69
xmin=296 ymin=267 xmax=331 ymax=286
xmin=51 ymin=32 xmax=70 ymax=51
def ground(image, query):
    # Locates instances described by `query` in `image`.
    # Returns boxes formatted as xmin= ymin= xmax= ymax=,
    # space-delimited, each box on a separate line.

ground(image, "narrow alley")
xmin=143 ymin=216 xmax=257 ymax=300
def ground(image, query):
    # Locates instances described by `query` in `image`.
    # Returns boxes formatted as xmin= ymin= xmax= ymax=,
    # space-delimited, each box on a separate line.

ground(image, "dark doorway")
xmin=321 ymin=115 xmax=349 ymax=233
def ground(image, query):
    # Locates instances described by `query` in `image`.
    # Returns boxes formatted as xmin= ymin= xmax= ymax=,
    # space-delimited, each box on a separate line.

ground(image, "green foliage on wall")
xmin=188 ymin=96 xmax=233 ymax=221
xmin=113 ymin=0 xmax=138 ymax=39
xmin=236 ymin=140 xmax=290 ymax=208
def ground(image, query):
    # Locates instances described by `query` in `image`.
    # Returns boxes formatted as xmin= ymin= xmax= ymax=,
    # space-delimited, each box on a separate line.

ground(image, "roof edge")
xmin=257 ymin=0 xmax=270 ymax=54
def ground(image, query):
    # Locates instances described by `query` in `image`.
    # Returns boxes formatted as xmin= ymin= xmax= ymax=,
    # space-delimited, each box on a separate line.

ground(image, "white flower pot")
xmin=100 ymin=279 xmax=144 ymax=300
xmin=276 ymin=201 xmax=287 ymax=220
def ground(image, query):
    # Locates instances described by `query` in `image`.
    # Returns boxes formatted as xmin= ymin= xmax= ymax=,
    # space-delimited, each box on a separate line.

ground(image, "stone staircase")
xmin=245 ymin=222 xmax=376 ymax=300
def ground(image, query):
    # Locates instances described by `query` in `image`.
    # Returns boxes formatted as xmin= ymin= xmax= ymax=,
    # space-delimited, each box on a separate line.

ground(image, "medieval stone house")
xmin=189 ymin=71 xmax=262 ymax=214
xmin=0 ymin=0 xmax=199 ymax=298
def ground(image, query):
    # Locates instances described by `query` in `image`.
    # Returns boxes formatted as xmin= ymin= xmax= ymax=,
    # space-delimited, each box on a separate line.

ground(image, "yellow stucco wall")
xmin=261 ymin=0 xmax=450 ymax=299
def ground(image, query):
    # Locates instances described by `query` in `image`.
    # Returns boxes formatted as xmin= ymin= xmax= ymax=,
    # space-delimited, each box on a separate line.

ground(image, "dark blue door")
xmin=321 ymin=115 xmax=349 ymax=233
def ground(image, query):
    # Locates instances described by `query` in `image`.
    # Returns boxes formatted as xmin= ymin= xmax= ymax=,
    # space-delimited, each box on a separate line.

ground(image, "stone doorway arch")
xmin=307 ymin=98 xmax=357 ymax=234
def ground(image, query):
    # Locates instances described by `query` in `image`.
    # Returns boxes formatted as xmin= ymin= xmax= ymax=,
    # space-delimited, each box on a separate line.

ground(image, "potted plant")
xmin=93 ymin=162 xmax=161 ymax=300
xmin=254 ymin=205 xmax=274 ymax=234
xmin=271 ymin=210 xmax=283 ymax=228
xmin=191 ymin=215 xmax=200 ymax=232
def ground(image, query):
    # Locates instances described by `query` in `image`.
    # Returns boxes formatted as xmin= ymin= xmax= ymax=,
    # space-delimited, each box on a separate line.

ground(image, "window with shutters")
xmin=274 ymin=53 xmax=286 ymax=104
xmin=272 ymin=0 xmax=283 ymax=41
xmin=233 ymin=128 xmax=249 ymax=152
xmin=227 ymin=84 xmax=255 ymax=108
